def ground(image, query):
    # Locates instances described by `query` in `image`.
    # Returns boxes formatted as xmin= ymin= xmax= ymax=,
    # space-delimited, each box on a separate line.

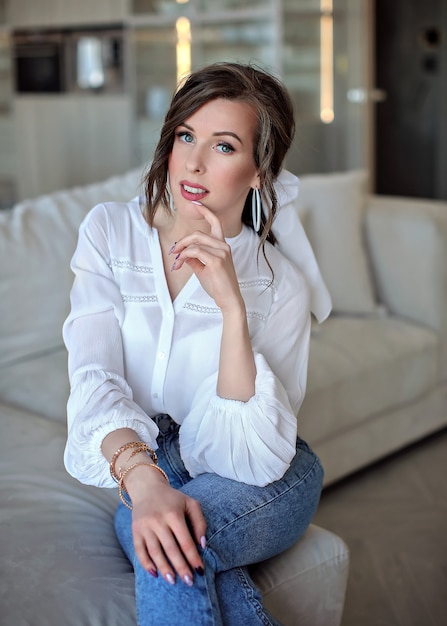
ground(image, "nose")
xmin=185 ymin=144 xmax=206 ymax=174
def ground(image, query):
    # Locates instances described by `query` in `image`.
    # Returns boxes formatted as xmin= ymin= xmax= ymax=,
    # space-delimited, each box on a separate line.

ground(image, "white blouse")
xmin=63 ymin=195 xmax=311 ymax=489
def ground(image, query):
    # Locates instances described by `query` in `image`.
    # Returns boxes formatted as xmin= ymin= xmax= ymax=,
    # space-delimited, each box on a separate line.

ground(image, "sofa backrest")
xmin=365 ymin=194 xmax=447 ymax=381
xmin=0 ymin=169 xmax=142 ymax=368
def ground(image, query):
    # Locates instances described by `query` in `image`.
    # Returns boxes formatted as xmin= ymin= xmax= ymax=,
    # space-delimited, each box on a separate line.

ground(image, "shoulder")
xmin=234 ymin=227 xmax=310 ymax=303
xmin=265 ymin=239 xmax=309 ymax=299
xmin=79 ymin=196 xmax=151 ymax=245
xmin=82 ymin=196 xmax=146 ymax=229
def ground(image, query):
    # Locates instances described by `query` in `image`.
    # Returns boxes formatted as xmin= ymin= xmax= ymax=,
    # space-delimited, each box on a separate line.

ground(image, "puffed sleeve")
xmin=179 ymin=263 xmax=311 ymax=487
xmin=63 ymin=204 xmax=159 ymax=488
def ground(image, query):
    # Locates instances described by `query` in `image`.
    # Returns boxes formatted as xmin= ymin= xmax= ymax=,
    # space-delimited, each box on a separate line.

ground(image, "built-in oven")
xmin=13 ymin=31 xmax=65 ymax=93
xmin=12 ymin=26 xmax=125 ymax=95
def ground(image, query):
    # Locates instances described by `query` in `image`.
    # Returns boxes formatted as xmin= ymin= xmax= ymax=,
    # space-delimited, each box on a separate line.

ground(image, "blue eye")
xmin=216 ymin=142 xmax=235 ymax=154
xmin=177 ymin=131 xmax=194 ymax=143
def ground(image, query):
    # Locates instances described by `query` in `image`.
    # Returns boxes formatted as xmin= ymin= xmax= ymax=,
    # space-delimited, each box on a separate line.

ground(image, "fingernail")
xmin=168 ymin=244 xmax=176 ymax=255
xmin=183 ymin=574 xmax=194 ymax=587
xmin=166 ymin=573 xmax=176 ymax=585
xmin=192 ymin=200 xmax=202 ymax=205
xmin=195 ymin=566 xmax=205 ymax=576
xmin=171 ymin=261 xmax=177 ymax=272
xmin=200 ymin=535 xmax=207 ymax=550
xmin=148 ymin=568 xmax=158 ymax=578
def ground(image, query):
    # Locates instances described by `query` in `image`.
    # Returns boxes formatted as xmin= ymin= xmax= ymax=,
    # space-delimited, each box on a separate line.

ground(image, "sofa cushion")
xmin=0 ymin=347 xmax=69 ymax=422
xmin=0 ymin=402 xmax=137 ymax=626
xmin=251 ymin=524 xmax=349 ymax=626
xmin=299 ymin=316 xmax=440 ymax=444
xmin=297 ymin=170 xmax=379 ymax=315
xmin=0 ymin=169 xmax=142 ymax=368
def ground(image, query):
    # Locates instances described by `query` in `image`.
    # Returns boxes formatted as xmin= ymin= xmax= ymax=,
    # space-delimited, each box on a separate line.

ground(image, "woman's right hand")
xmin=125 ymin=464 xmax=207 ymax=586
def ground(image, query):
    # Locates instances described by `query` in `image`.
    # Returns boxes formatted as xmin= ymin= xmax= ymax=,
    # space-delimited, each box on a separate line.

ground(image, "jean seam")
xmin=207 ymin=453 xmax=323 ymax=545
xmin=235 ymin=567 xmax=276 ymax=626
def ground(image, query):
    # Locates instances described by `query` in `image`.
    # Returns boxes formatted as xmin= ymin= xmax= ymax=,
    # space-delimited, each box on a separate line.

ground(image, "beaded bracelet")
xmin=110 ymin=441 xmax=158 ymax=483
xmin=118 ymin=462 xmax=170 ymax=511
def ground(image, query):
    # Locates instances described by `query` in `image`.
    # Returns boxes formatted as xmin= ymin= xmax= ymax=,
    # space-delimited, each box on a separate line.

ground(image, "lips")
xmin=180 ymin=181 xmax=209 ymax=202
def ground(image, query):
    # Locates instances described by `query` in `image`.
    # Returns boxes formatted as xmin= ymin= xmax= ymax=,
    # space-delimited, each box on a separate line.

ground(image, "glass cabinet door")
xmin=130 ymin=0 xmax=371 ymax=177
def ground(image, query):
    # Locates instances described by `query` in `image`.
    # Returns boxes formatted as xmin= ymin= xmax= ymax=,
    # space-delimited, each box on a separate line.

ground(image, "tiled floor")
xmin=313 ymin=428 xmax=447 ymax=626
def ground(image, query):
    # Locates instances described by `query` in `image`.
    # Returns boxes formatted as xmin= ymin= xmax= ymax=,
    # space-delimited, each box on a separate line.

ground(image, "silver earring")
xmin=251 ymin=188 xmax=262 ymax=232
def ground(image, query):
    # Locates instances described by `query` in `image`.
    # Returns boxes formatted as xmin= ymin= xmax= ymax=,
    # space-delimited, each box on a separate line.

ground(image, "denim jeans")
xmin=114 ymin=415 xmax=324 ymax=626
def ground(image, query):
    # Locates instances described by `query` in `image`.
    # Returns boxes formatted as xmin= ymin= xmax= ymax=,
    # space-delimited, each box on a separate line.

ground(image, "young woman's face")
xmin=168 ymin=98 xmax=259 ymax=234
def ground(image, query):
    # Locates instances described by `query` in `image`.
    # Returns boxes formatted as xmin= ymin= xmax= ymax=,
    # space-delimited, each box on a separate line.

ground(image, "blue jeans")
xmin=114 ymin=415 xmax=324 ymax=626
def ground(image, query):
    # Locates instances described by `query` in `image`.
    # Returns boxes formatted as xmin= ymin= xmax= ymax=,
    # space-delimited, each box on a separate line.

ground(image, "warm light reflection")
xmin=176 ymin=17 xmax=191 ymax=83
xmin=320 ymin=0 xmax=334 ymax=124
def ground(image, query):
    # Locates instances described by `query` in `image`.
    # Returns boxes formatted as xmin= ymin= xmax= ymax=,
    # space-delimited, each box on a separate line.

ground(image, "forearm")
xmin=217 ymin=299 xmax=256 ymax=402
xmin=101 ymin=428 xmax=167 ymax=494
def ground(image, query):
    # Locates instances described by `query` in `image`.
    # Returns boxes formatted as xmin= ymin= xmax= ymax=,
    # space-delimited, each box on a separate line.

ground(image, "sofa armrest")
xmin=365 ymin=195 xmax=447 ymax=379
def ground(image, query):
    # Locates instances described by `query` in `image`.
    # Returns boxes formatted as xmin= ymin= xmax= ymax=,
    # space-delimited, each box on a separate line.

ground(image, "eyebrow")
xmin=180 ymin=122 xmax=243 ymax=145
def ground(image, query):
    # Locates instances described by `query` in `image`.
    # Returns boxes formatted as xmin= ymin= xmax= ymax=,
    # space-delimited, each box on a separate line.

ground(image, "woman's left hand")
xmin=170 ymin=204 xmax=243 ymax=313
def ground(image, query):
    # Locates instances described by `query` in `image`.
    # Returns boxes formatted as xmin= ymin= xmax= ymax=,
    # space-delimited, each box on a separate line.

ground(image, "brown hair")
xmin=143 ymin=61 xmax=295 ymax=249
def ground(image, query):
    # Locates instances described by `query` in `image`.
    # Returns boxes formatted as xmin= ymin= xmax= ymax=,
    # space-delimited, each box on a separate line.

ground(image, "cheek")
xmin=224 ymin=163 xmax=257 ymax=192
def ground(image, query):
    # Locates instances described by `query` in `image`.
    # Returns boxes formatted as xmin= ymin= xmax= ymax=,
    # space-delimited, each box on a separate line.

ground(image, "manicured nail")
xmin=195 ymin=566 xmax=205 ymax=577
xmin=168 ymin=244 xmax=176 ymax=255
xmin=171 ymin=261 xmax=177 ymax=272
xmin=148 ymin=568 xmax=158 ymax=578
xmin=183 ymin=574 xmax=194 ymax=587
xmin=192 ymin=200 xmax=202 ymax=205
xmin=166 ymin=573 xmax=176 ymax=585
xmin=200 ymin=536 xmax=207 ymax=550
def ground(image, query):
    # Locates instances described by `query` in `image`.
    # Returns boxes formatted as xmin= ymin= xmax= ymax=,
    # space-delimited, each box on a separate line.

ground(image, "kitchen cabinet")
xmin=14 ymin=95 xmax=132 ymax=200
xmin=6 ymin=0 xmax=128 ymax=29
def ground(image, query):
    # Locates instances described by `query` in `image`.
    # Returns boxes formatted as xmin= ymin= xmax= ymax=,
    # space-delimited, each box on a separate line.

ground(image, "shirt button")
xmin=158 ymin=351 xmax=165 ymax=360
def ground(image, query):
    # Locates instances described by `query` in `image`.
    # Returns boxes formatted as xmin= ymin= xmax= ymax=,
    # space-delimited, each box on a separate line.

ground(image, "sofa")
xmin=1 ymin=166 xmax=446 ymax=625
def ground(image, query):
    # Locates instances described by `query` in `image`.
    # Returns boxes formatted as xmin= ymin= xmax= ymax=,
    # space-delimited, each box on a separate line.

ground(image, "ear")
xmin=250 ymin=171 xmax=261 ymax=190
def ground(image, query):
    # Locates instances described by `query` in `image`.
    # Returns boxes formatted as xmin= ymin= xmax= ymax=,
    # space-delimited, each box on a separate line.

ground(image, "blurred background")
xmin=0 ymin=0 xmax=445 ymax=207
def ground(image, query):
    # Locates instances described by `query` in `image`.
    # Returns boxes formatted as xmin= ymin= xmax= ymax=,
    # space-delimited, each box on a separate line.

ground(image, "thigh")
xmin=181 ymin=438 xmax=324 ymax=571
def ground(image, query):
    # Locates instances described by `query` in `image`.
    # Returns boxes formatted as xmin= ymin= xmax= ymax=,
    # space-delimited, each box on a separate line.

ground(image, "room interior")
xmin=0 ymin=1 xmax=446 ymax=625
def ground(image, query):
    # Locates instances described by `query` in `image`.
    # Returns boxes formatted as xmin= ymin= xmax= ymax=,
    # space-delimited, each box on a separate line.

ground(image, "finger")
xmin=191 ymin=201 xmax=224 ymax=240
xmin=132 ymin=530 xmax=160 ymax=580
xmin=143 ymin=529 xmax=180 ymax=585
xmin=168 ymin=517 xmax=205 ymax=577
xmin=153 ymin=525 xmax=197 ymax=587
xmin=172 ymin=243 xmax=227 ymax=272
xmin=174 ymin=229 xmax=228 ymax=256
xmin=186 ymin=498 xmax=207 ymax=551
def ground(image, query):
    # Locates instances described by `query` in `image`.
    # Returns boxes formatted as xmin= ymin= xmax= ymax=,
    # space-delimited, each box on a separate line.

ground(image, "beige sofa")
xmin=1 ymin=167 xmax=446 ymax=625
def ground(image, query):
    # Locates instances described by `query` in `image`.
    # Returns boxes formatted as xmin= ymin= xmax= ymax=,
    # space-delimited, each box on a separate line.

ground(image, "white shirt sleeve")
xmin=63 ymin=205 xmax=159 ymax=487
xmin=179 ymin=263 xmax=311 ymax=487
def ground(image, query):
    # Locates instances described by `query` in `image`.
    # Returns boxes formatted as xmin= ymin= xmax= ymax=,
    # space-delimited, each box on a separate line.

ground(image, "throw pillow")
xmin=296 ymin=170 xmax=379 ymax=315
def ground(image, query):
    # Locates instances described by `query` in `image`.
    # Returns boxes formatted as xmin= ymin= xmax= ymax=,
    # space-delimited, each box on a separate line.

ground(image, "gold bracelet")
xmin=118 ymin=462 xmax=170 ymax=511
xmin=110 ymin=441 xmax=158 ymax=483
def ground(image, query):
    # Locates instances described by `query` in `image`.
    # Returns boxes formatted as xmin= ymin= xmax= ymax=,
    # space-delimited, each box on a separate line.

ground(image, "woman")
xmin=63 ymin=62 xmax=328 ymax=626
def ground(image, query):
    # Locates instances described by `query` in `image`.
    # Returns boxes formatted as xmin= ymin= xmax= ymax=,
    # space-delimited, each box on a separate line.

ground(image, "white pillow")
xmin=296 ymin=170 xmax=379 ymax=315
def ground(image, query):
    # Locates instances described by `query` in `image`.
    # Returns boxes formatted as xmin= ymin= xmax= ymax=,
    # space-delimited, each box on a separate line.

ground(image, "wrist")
xmin=119 ymin=462 xmax=170 ymax=509
xmin=220 ymin=296 xmax=246 ymax=319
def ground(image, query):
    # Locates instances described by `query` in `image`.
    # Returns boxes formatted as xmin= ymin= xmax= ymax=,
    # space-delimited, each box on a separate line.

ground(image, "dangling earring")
xmin=166 ymin=175 xmax=176 ymax=212
xmin=251 ymin=188 xmax=262 ymax=233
